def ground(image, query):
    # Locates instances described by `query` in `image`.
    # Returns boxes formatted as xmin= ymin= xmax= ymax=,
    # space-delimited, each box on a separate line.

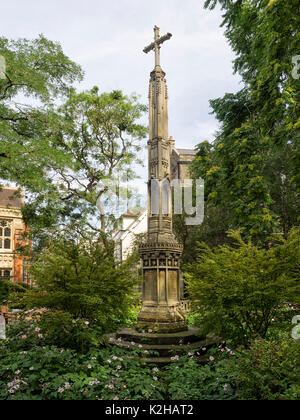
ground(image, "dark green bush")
xmin=12 ymin=238 xmax=141 ymax=347
xmin=186 ymin=228 xmax=300 ymax=345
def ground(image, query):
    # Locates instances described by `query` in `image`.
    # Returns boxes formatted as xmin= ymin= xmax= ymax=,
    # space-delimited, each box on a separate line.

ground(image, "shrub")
xmin=2 ymin=320 xmax=299 ymax=400
xmin=234 ymin=335 xmax=300 ymax=400
xmin=185 ymin=228 xmax=300 ymax=345
xmin=0 ymin=321 xmax=164 ymax=400
xmin=12 ymin=238 xmax=141 ymax=348
xmin=163 ymin=355 xmax=237 ymax=400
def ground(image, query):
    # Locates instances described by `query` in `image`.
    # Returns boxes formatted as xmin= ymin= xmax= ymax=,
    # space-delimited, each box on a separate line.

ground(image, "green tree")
xmin=40 ymin=87 xmax=147 ymax=234
xmin=1 ymin=36 xmax=147 ymax=241
xmin=191 ymin=0 xmax=300 ymax=244
xmin=185 ymin=227 xmax=300 ymax=345
xmin=0 ymin=35 xmax=83 ymax=191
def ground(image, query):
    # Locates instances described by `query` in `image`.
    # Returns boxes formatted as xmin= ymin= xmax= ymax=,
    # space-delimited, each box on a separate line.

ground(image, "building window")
xmin=0 ymin=269 xmax=11 ymax=279
xmin=0 ymin=221 xmax=11 ymax=249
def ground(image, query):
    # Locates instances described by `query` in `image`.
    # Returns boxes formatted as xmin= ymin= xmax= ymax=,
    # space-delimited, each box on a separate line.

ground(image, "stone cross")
xmin=137 ymin=27 xmax=186 ymax=333
xmin=0 ymin=315 xmax=6 ymax=340
xmin=143 ymin=26 xmax=172 ymax=68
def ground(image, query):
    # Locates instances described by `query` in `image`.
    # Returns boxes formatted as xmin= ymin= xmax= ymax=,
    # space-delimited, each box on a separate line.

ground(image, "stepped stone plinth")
xmin=107 ymin=327 xmax=219 ymax=365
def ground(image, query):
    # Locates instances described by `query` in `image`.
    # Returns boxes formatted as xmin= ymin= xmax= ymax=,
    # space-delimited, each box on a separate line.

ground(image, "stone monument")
xmin=111 ymin=27 xmax=217 ymax=363
xmin=136 ymin=26 xmax=186 ymax=333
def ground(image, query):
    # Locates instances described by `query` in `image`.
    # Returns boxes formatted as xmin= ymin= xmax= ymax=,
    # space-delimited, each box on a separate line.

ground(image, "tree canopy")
xmin=190 ymin=0 xmax=300 ymax=245
xmin=0 ymin=35 xmax=147 ymax=244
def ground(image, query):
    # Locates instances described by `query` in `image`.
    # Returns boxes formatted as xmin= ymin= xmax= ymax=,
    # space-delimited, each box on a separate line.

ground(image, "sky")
xmin=1 ymin=0 xmax=241 ymax=196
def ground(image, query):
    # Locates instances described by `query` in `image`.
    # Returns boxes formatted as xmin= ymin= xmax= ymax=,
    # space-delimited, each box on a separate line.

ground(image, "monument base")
xmin=137 ymin=305 xmax=188 ymax=333
xmin=108 ymin=327 xmax=220 ymax=365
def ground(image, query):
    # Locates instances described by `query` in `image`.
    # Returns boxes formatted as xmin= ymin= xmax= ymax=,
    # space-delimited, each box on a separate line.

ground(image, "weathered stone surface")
xmin=115 ymin=327 xmax=204 ymax=345
xmin=136 ymin=306 xmax=188 ymax=332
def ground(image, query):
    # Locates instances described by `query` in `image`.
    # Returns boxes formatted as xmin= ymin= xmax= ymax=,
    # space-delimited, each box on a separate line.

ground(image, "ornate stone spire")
xmin=137 ymin=26 xmax=186 ymax=333
xmin=144 ymin=26 xmax=171 ymax=150
xmin=144 ymin=26 xmax=174 ymax=243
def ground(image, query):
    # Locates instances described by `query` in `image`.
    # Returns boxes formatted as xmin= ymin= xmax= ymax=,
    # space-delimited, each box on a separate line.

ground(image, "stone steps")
xmin=114 ymin=338 xmax=215 ymax=357
xmin=115 ymin=327 xmax=205 ymax=345
xmin=106 ymin=327 xmax=220 ymax=363
xmin=140 ymin=355 xmax=209 ymax=366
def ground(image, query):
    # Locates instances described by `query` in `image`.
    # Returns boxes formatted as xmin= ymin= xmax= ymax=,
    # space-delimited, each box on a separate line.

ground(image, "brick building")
xmin=0 ymin=186 xmax=30 ymax=285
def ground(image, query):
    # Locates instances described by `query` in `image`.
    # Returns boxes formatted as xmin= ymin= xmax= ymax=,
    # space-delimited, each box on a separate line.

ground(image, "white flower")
xmin=209 ymin=356 xmax=215 ymax=361
xmin=153 ymin=367 xmax=159 ymax=373
xmin=87 ymin=364 xmax=92 ymax=369
xmin=153 ymin=376 xmax=158 ymax=381
xmin=223 ymin=384 xmax=229 ymax=392
xmin=58 ymin=387 xmax=65 ymax=393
